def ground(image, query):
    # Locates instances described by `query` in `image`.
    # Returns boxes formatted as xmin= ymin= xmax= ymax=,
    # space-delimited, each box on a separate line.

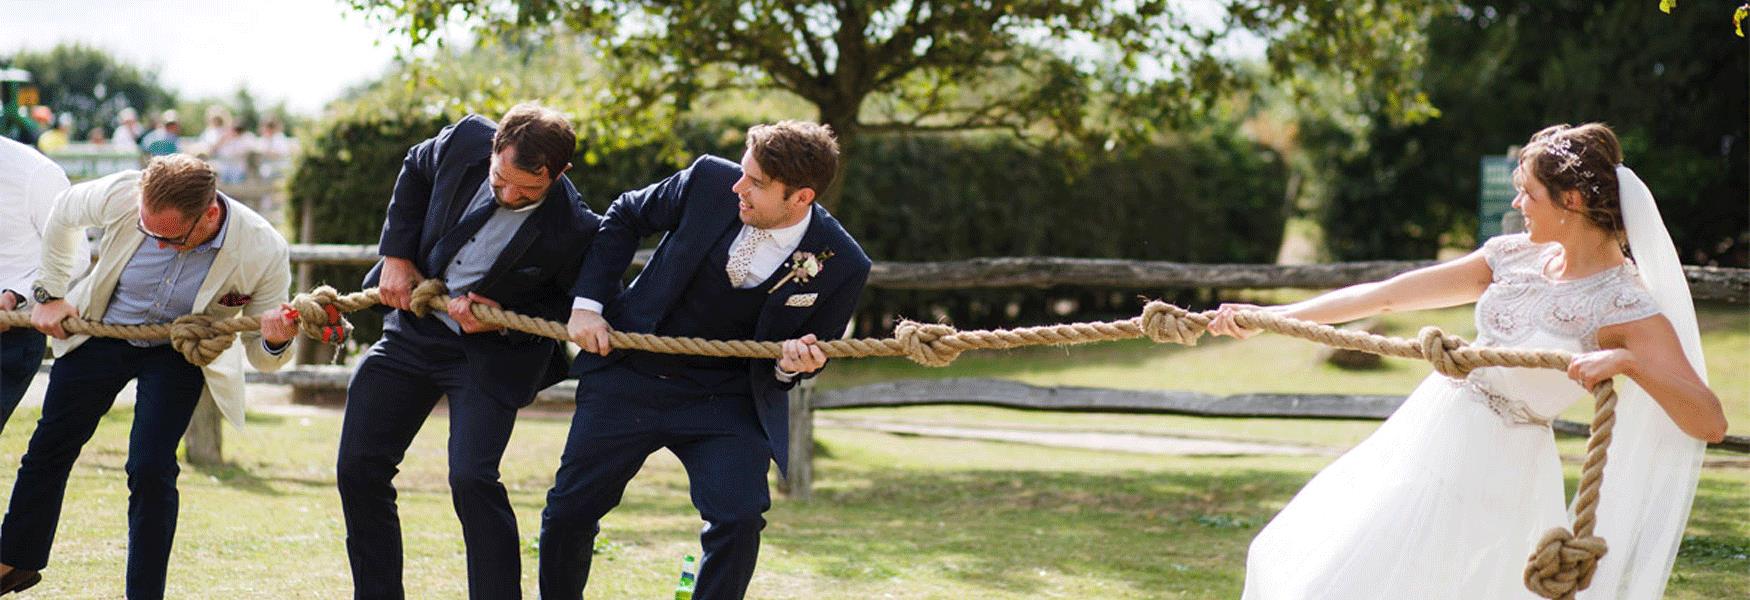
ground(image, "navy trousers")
xmin=538 ymin=363 xmax=772 ymax=600
xmin=0 ymin=338 xmax=205 ymax=600
xmin=0 ymin=328 xmax=48 ymax=435
xmin=336 ymin=323 xmax=523 ymax=600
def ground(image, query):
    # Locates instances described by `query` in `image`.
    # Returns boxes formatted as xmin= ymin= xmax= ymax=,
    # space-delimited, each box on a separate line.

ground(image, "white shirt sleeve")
xmin=571 ymin=297 xmax=604 ymax=312
xmin=773 ymin=364 xmax=799 ymax=383
xmin=0 ymin=159 xmax=72 ymax=296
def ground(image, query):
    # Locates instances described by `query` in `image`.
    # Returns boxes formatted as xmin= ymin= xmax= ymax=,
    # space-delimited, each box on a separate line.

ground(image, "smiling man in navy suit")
xmin=336 ymin=104 xmax=599 ymax=599
xmin=541 ymin=121 xmax=869 ymax=599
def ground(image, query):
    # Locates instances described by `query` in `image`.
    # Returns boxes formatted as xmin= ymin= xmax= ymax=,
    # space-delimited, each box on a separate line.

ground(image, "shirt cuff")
xmin=773 ymin=364 xmax=800 ymax=383
xmin=571 ymin=297 xmax=603 ymax=313
xmin=263 ymin=338 xmax=291 ymax=356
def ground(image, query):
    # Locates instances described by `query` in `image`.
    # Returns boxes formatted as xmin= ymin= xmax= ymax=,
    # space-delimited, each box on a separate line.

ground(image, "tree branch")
xmin=781 ymin=2 xmax=832 ymax=79
xmin=711 ymin=20 xmax=832 ymax=101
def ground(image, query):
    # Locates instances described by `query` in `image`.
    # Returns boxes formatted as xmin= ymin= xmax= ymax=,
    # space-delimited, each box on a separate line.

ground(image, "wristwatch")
xmin=32 ymin=284 xmax=60 ymax=305
xmin=1 ymin=289 xmax=23 ymax=309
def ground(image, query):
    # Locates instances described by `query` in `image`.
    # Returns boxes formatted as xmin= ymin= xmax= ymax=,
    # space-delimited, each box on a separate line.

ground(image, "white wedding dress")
xmin=1241 ymin=233 xmax=1663 ymax=599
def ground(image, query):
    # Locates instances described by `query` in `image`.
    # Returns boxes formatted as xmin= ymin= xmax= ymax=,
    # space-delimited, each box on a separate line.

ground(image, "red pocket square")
xmin=217 ymin=291 xmax=253 ymax=307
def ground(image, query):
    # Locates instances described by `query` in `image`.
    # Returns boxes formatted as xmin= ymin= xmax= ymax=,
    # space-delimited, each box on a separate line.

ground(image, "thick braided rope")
xmin=1523 ymin=380 xmax=1616 ymax=599
xmin=6 ymin=285 xmax=1620 ymax=596
xmin=0 ymin=309 xmax=261 ymax=365
xmin=1 ymin=291 xmax=1584 ymax=373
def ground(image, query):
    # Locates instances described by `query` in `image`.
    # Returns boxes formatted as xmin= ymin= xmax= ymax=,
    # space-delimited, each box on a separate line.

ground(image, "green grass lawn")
xmin=0 ymin=302 xmax=1741 ymax=598
xmin=0 ymin=405 xmax=1742 ymax=599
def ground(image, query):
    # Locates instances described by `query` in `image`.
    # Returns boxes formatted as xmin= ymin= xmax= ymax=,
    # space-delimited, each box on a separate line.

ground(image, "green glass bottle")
xmin=674 ymin=554 xmax=698 ymax=600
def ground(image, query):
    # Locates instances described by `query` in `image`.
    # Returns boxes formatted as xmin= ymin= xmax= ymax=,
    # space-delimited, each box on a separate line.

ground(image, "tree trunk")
xmin=816 ymin=105 xmax=861 ymax=211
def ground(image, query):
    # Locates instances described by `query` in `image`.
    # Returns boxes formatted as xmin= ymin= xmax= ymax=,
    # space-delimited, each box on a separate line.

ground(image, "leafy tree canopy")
xmin=348 ymin=0 xmax=1454 ymax=162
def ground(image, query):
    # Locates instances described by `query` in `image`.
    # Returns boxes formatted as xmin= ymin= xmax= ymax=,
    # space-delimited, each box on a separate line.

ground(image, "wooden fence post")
xmin=185 ymin=395 xmax=223 ymax=465
xmin=779 ymin=378 xmax=816 ymax=500
xmin=290 ymin=202 xmax=340 ymax=404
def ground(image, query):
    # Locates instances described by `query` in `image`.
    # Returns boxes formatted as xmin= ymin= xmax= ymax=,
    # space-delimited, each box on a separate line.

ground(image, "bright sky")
xmin=2 ymin=0 xmax=406 ymax=114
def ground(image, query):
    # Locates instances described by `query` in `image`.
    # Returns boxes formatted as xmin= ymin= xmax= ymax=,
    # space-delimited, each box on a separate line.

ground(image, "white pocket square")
xmin=784 ymin=293 xmax=818 ymax=307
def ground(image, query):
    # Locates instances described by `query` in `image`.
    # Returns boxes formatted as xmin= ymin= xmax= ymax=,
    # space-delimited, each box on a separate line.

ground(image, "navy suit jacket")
xmin=365 ymin=114 xmax=600 ymax=407
xmin=571 ymin=155 xmax=870 ymax=472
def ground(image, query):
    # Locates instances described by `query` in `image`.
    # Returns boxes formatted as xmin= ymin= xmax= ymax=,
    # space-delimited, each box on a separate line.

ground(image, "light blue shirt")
xmin=103 ymin=203 xmax=287 ymax=354
xmin=106 ymin=204 xmax=230 ymax=347
xmin=435 ymin=179 xmax=539 ymax=333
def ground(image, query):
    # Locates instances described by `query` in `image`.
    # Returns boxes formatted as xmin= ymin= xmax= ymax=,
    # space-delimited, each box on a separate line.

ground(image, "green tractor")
xmin=1 ymin=66 xmax=41 ymax=145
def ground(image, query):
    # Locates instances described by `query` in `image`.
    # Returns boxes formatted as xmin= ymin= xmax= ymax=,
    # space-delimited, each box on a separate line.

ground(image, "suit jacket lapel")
xmin=85 ymin=207 xmax=148 ymax=320
xmin=427 ymin=192 xmax=497 ymax=276
xmin=434 ymin=159 xmax=484 ymax=230
xmin=421 ymin=161 xmax=487 ymax=269
xmin=194 ymin=197 xmax=244 ymax=310
xmin=756 ymin=205 xmax=832 ymax=340
xmin=474 ymin=193 xmax=561 ymax=291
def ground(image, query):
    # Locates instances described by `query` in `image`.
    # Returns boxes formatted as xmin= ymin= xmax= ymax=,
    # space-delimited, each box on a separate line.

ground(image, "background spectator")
xmin=36 ymin=112 xmax=71 ymax=153
xmin=139 ymin=109 xmax=181 ymax=156
xmin=112 ymin=107 xmax=145 ymax=151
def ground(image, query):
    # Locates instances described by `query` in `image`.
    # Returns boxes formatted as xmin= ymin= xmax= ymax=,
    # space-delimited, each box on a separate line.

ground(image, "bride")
xmin=1210 ymin=123 xmax=1728 ymax=599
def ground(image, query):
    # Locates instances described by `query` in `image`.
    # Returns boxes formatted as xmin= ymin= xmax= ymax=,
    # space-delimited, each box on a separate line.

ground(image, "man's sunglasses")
xmin=135 ymin=206 xmax=206 ymax=246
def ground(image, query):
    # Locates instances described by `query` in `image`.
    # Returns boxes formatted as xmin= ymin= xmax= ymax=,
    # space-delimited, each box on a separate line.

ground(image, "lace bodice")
xmin=1458 ymin=234 xmax=1660 ymax=426
xmin=1475 ymin=234 xmax=1659 ymax=352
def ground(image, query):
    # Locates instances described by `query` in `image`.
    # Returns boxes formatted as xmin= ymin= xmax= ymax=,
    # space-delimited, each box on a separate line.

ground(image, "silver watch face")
xmin=32 ymin=286 xmax=54 ymax=304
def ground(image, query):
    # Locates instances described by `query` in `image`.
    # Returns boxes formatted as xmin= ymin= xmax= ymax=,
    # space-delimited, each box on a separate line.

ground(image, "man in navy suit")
xmin=337 ymin=104 xmax=599 ymax=599
xmin=541 ymin=121 xmax=869 ymax=599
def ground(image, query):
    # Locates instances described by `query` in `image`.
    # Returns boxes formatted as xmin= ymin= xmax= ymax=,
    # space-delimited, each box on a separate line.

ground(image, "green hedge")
xmin=835 ymin=130 xmax=1287 ymax=331
xmin=288 ymin=109 xmax=1287 ymax=342
xmin=1311 ymin=1 xmax=1747 ymax=265
xmin=286 ymin=113 xmax=452 ymax=346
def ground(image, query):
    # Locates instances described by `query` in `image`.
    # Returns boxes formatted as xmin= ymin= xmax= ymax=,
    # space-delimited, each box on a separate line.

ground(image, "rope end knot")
xmin=1523 ymin=527 xmax=1607 ymax=600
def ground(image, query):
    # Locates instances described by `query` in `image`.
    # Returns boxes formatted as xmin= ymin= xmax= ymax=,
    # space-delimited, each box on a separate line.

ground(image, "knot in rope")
xmin=288 ymin=285 xmax=355 ymax=345
xmin=1523 ymin=528 xmax=1608 ymax=600
xmin=894 ymin=320 xmax=963 ymax=367
xmin=1416 ymin=326 xmax=1473 ymax=379
xmin=408 ymin=279 xmax=449 ymax=318
xmin=1139 ymin=301 xmax=1208 ymax=345
xmin=169 ymin=314 xmax=243 ymax=366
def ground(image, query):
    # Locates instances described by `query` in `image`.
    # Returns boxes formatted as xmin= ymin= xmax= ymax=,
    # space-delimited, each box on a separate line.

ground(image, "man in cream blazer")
xmin=0 ymin=155 xmax=297 ymax=599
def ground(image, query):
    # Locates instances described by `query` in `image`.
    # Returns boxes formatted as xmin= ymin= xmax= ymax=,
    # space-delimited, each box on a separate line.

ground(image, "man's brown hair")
xmin=493 ymin=103 xmax=575 ymax=179
xmin=745 ymin=121 xmax=839 ymax=198
xmin=139 ymin=154 xmax=217 ymax=220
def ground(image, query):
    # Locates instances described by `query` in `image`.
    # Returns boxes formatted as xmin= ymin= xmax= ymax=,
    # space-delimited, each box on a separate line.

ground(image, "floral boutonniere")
xmin=769 ymin=249 xmax=835 ymax=293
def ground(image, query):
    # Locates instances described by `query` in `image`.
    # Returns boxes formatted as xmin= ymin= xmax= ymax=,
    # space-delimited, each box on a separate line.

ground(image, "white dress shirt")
xmin=0 ymin=137 xmax=73 ymax=304
xmin=572 ymin=210 xmax=811 ymax=313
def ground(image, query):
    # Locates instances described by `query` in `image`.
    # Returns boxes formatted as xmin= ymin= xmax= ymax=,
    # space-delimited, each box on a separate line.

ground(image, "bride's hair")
xmin=1519 ymin=123 xmax=1626 ymax=240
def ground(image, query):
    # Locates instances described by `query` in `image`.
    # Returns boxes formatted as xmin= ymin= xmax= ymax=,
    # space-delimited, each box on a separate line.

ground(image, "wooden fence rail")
xmin=284 ymin=244 xmax=1750 ymax=302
